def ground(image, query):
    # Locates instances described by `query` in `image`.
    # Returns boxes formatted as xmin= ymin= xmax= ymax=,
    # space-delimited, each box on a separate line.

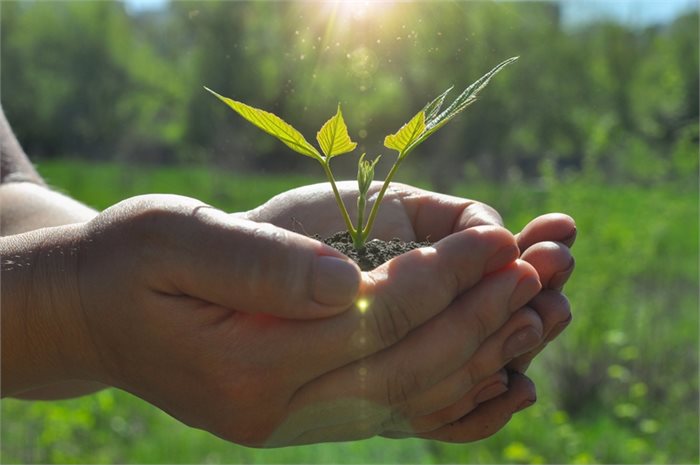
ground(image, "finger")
xmin=146 ymin=200 xmax=361 ymax=318
xmin=529 ymin=291 xmax=572 ymax=343
xmin=288 ymin=226 xmax=520 ymax=405
xmin=289 ymin=371 xmax=535 ymax=445
xmin=363 ymin=266 xmax=539 ymax=423
xmin=508 ymin=291 xmax=572 ymax=373
xmin=392 ymin=306 xmax=543 ymax=423
xmin=326 ymin=225 xmax=518 ymax=362
xmin=386 ymin=183 xmax=504 ymax=241
xmin=402 ymin=372 xmax=536 ymax=442
xmin=516 ymin=213 xmax=577 ymax=252
xmin=293 ymin=259 xmax=538 ymax=429
xmin=400 ymin=370 xmax=508 ymax=434
xmin=520 ymin=241 xmax=575 ymax=290
xmin=245 ymin=182 xmax=504 ymax=242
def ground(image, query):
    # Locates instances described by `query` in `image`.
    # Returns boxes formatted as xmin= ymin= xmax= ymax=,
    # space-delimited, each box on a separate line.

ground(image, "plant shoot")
xmin=206 ymin=56 xmax=518 ymax=250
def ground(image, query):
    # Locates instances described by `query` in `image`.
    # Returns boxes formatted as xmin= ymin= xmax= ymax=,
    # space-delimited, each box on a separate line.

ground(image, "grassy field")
xmin=1 ymin=160 xmax=698 ymax=464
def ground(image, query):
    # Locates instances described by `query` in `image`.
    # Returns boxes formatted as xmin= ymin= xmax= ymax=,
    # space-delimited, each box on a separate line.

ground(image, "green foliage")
xmin=1 ymin=1 xmax=698 ymax=461
xmin=2 ymin=2 xmax=697 ymax=184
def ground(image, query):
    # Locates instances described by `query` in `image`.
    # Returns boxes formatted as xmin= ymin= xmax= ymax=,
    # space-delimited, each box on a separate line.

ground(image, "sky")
xmin=559 ymin=0 xmax=698 ymax=26
xmin=124 ymin=0 xmax=699 ymax=27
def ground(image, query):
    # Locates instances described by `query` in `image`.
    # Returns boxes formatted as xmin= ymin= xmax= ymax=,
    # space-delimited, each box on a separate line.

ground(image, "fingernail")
xmin=545 ymin=314 xmax=573 ymax=342
xmin=313 ymin=256 xmax=361 ymax=306
xmin=562 ymin=228 xmax=577 ymax=247
xmin=474 ymin=381 xmax=508 ymax=404
xmin=504 ymin=326 xmax=542 ymax=360
xmin=548 ymin=258 xmax=575 ymax=290
xmin=515 ymin=398 xmax=536 ymax=412
xmin=485 ymin=244 xmax=519 ymax=272
xmin=509 ymin=276 xmax=541 ymax=311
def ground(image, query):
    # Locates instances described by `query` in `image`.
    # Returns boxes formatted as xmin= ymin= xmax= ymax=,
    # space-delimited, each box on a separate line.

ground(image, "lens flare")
xmin=356 ymin=298 xmax=370 ymax=313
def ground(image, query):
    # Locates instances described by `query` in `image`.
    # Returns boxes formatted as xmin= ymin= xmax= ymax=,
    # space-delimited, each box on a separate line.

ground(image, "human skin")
xmin=245 ymin=181 xmax=575 ymax=441
xmin=3 ymin=179 xmax=572 ymax=446
xmin=245 ymin=181 xmax=575 ymax=372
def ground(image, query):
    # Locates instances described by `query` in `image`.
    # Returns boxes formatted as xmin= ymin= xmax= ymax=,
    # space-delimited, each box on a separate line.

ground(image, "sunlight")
xmin=320 ymin=0 xmax=397 ymax=25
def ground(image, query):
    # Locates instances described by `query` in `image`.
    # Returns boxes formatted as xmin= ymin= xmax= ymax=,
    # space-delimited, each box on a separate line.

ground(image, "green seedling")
xmin=206 ymin=56 xmax=518 ymax=250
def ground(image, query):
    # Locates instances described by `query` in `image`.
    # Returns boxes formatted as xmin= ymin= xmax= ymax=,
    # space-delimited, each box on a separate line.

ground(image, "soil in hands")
xmin=321 ymin=231 xmax=432 ymax=271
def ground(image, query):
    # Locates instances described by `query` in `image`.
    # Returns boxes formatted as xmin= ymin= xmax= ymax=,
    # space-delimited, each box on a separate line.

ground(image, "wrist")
xmin=1 ymin=223 xmax=103 ymax=397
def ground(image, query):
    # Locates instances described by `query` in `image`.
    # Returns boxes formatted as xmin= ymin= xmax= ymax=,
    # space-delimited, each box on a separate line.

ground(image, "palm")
xmin=243 ymin=181 xmax=499 ymax=242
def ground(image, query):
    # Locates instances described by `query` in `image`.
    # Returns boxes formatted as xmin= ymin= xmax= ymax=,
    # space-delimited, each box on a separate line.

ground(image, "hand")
xmin=245 ymin=181 xmax=575 ymax=440
xmin=245 ymin=181 xmax=575 ymax=369
xmin=2 ymin=193 xmax=541 ymax=447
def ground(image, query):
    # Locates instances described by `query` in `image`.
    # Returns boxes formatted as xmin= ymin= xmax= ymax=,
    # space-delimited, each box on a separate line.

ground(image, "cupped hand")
xmin=245 ymin=181 xmax=576 ymax=441
xmin=64 ymin=194 xmax=541 ymax=446
xmin=245 ymin=181 xmax=575 ymax=366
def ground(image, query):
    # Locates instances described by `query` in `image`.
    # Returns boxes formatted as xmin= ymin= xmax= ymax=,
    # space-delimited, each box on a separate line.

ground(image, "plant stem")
xmin=355 ymin=194 xmax=367 ymax=249
xmin=320 ymin=159 xmax=358 ymax=239
xmin=361 ymin=154 xmax=405 ymax=240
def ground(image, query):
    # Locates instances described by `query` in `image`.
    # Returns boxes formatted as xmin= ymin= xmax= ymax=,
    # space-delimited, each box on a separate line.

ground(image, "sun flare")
xmin=321 ymin=0 xmax=397 ymax=23
xmin=356 ymin=298 xmax=370 ymax=313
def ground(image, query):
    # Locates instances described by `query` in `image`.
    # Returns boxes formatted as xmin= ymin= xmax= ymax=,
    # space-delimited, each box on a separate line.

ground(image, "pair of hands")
xmin=2 ymin=181 xmax=574 ymax=447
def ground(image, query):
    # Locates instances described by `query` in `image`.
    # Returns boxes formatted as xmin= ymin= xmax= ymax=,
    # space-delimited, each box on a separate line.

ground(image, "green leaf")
xmin=204 ymin=86 xmax=321 ymax=160
xmin=421 ymin=86 xmax=453 ymax=122
xmin=422 ymin=56 xmax=519 ymax=138
xmin=384 ymin=110 xmax=426 ymax=155
xmin=316 ymin=104 xmax=357 ymax=158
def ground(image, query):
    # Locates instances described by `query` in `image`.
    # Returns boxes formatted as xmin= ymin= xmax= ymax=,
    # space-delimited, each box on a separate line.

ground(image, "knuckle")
xmin=127 ymin=200 xmax=191 ymax=235
xmin=128 ymin=208 xmax=189 ymax=262
xmin=87 ymin=197 xmax=202 ymax=269
xmin=103 ymin=194 xmax=209 ymax=236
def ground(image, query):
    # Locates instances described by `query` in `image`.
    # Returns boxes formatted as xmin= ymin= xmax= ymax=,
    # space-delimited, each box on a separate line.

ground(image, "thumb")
xmin=162 ymin=208 xmax=361 ymax=319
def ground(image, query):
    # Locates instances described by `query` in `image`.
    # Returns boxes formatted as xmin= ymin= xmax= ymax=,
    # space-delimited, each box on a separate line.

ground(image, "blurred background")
xmin=1 ymin=0 xmax=698 ymax=463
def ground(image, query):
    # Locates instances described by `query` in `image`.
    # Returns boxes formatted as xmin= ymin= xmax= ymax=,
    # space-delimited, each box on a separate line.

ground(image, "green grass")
xmin=2 ymin=160 xmax=698 ymax=464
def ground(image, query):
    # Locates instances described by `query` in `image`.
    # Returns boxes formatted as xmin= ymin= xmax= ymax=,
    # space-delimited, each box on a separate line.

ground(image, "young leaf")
xmin=316 ymin=104 xmax=357 ymax=158
xmin=384 ymin=110 xmax=426 ymax=155
xmin=421 ymin=86 xmax=454 ymax=123
xmin=422 ymin=57 xmax=519 ymax=139
xmin=204 ymin=86 xmax=321 ymax=160
xmin=357 ymin=153 xmax=381 ymax=196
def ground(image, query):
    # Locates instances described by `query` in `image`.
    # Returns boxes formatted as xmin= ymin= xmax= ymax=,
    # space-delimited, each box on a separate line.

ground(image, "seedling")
xmin=206 ymin=56 xmax=517 ymax=250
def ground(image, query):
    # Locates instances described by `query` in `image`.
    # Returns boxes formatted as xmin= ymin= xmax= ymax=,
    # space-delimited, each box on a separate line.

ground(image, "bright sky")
xmin=124 ymin=0 xmax=699 ymax=26
xmin=123 ymin=0 xmax=167 ymax=13
xmin=560 ymin=0 xmax=698 ymax=26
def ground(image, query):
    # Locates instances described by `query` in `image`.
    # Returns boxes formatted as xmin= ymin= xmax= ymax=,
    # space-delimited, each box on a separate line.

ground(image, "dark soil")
xmin=321 ymin=231 xmax=432 ymax=271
